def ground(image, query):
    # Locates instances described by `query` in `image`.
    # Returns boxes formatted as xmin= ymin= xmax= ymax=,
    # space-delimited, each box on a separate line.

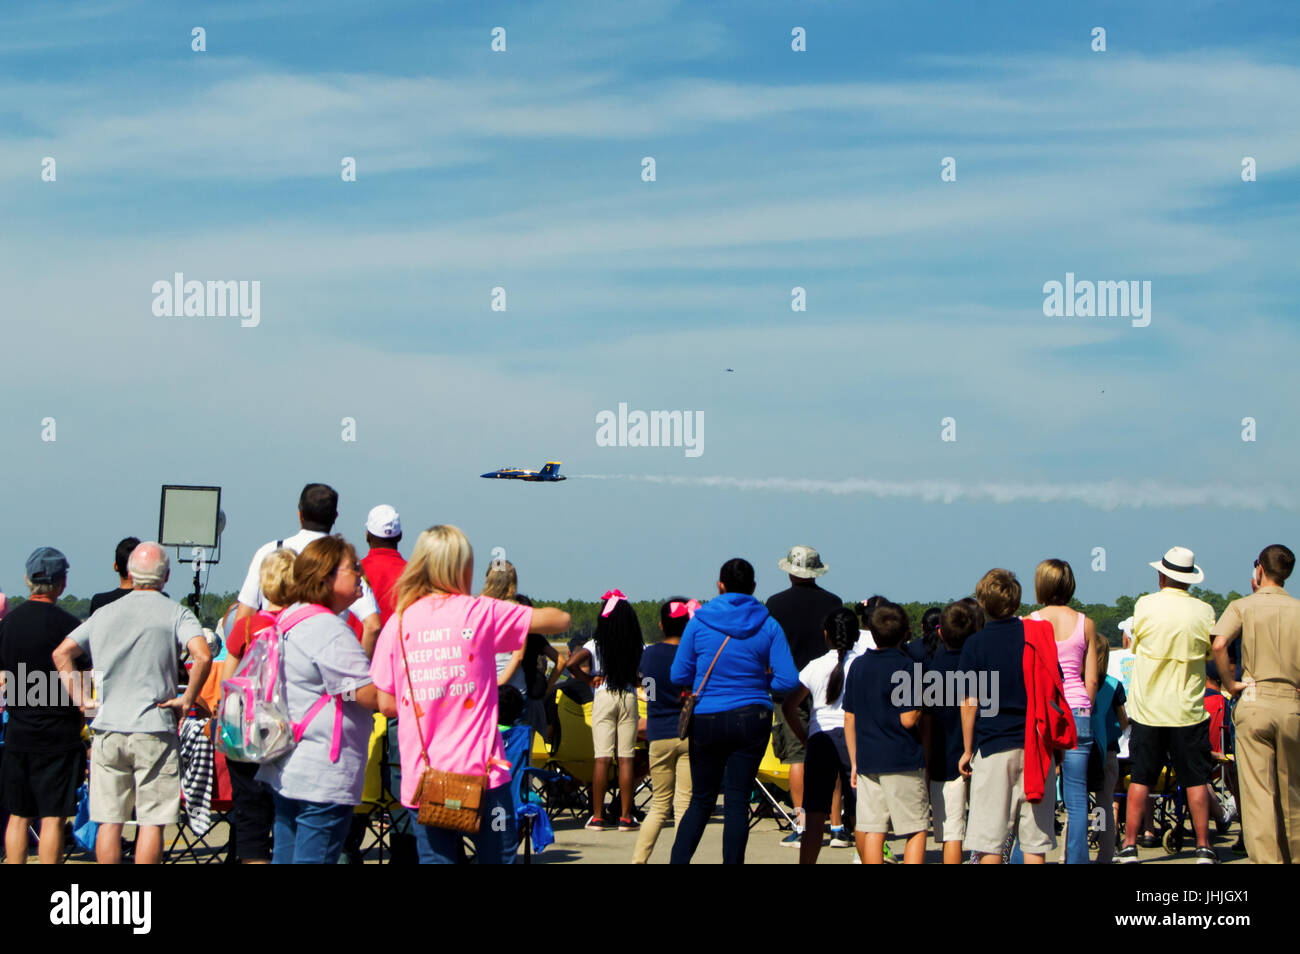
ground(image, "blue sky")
xmin=1 ymin=0 xmax=1297 ymax=622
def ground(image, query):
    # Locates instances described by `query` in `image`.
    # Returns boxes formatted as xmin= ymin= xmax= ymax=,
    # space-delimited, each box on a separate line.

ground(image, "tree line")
xmin=8 ymin=587 xmax=1247 ymax=649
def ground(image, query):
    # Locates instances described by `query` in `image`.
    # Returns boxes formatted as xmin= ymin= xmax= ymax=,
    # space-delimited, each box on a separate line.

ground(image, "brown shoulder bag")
xmin=677 ymin=637 xmax=730 ymax=740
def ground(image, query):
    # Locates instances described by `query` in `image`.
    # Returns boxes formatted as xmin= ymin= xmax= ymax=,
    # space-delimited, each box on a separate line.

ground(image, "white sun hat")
xmin=1149 ymin=546 xmax=1204 ymax=585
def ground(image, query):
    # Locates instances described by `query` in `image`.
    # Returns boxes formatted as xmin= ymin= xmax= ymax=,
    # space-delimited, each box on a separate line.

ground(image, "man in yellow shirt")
xmin=1116 ymin=547 xmax=1218 ymax=864
xmin=1212 ymin=545 xmax=1300 ymax=864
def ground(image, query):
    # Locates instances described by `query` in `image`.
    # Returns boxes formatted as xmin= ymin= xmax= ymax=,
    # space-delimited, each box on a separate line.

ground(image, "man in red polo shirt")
xmin=357 ymin=504 xmax=414 ymax=862
xmin=360 ymin=505 xmax=406 ymax=632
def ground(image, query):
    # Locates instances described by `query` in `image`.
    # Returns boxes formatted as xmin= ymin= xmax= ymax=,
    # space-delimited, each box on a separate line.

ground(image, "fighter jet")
xmin=480 ymin=461 xmax=567 ymax=482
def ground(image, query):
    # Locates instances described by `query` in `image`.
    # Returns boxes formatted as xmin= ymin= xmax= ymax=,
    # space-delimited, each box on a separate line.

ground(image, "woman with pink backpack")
xmin=254 ymin=536 xmax=380 ymax=863
xmin=218 ymin=548 xmax=296 ymax=862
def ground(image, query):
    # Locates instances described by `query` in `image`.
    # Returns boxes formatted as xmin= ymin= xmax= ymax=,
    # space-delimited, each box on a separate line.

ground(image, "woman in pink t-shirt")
xmin=1028 ymin=559 xmax=1099 ymax=864
xmin=369 ymin=525 xmax=571 ymax=865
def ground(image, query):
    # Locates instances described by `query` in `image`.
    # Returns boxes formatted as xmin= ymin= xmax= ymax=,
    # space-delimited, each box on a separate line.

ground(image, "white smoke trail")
xmin=571 ymin=474 xmax=1296 ymax=512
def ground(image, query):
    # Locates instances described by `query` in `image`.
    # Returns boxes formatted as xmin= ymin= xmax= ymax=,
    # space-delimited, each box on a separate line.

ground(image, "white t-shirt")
xmin=237 ymin=528 xmax=379 ymax=621
xmin=582 ymin=639 xmax=601 ymax=675
xmin=582 ymin=638 xmax=636 ymax=692
xmin=496 ymin=651 xmax=527 ymax=694
xmin=799 ymin=647 xmax=861 ymax=736
xmin=854 ymin=629 xmax=876 ymax=654
xmin=1107 ymin=647 xmax=1135 ymax=695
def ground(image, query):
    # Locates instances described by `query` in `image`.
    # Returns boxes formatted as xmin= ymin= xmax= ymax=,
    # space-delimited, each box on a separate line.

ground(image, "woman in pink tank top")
xmin=1030 ymin=559 xmax=1098 ymax=863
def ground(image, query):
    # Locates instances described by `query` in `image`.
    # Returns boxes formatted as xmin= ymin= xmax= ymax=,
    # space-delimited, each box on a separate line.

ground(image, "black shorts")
xmin=803 ymin=729 xmax=852 ymax=816
xmin=1128 ymin=719 xmax=1214 ymax=789
xmin=0 ymin=747 xmax=85 ymax=819
xmin=226 ymin=759 xmax=275 ymax=861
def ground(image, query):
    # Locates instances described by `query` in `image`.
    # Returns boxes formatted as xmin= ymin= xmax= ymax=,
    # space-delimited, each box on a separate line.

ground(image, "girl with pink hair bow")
xmin=566 ymin=590 xmax=645 ymax=832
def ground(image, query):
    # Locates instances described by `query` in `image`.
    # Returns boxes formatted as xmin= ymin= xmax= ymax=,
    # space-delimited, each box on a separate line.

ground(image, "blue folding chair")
xmin=513 ymin=766 xmax=560 ymax=864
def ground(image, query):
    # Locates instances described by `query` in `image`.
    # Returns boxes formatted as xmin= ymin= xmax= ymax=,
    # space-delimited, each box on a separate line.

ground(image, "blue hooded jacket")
xmin=670 ymin=592 xmax=800 ymax=716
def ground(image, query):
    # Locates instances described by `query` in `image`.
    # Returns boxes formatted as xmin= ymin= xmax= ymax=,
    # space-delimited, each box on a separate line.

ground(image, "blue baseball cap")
xmin=25 ymin=547 xmax=69 ymax=583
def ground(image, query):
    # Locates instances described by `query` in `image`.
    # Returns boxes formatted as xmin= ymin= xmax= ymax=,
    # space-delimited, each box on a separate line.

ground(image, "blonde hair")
xmin=395 ymin=525 xmax=473 ymax=615
xmin=1034 ymin=558 xmax=1076 ymax=606
xmin=259 ymin=548 xmax=297 ymax=607
xmin=481 ymin=560 xmax=517 ymax=601
xmin=26 ymin=578 xmax=62 ymax=597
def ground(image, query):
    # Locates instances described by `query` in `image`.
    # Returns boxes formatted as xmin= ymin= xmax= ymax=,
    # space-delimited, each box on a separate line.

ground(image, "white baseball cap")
xmin=365 ymin=504 xmax=402 ymax=539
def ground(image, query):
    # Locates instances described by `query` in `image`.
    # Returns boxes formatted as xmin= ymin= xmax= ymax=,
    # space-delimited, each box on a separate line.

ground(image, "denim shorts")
xmin=271 ymin=793 xmax=354 ymax=864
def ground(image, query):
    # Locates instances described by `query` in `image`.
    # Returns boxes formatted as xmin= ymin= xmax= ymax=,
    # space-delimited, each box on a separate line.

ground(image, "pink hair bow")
xmin=601 ymin=589 xmax=627 ymax=617
xmin=668 ymin=599 xmax=700 ymax=619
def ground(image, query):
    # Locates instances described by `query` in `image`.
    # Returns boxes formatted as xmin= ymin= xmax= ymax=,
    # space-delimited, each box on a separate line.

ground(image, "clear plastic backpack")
xmin=216 ymin=605 xmax=332 ymax=763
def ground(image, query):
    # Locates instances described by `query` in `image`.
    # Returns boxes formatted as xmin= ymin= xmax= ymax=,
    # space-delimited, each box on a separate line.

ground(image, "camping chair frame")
xmin=749 ymin=779 xmax=798 ymax=831
xmin=352 ymin=802 xmax=396 ymax=863
xmin=533 ymin=760 xmax=593 ymax=821
xmin=165 ymin=802 xmax=232 ymax=864
xmin=1111 ymin=758 xmax=1187 ymax=855
xmin=166 ymin=717 xmax=233 ymax=864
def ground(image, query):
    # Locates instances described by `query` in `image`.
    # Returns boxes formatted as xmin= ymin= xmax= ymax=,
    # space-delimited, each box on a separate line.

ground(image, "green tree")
xmin=8 ymin=590 xmax=1238 ymax=646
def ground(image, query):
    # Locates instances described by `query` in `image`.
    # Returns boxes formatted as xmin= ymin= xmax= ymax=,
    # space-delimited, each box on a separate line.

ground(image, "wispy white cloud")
xmin=574 ymin=474 xmax=1298 ymax=512
xmin=3 ymin=51 xmax=1297 ymax=182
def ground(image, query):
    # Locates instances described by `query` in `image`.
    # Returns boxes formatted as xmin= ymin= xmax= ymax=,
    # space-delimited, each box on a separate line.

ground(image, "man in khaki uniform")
xmin=1212 ymin=544 xmax=1300 ymax=864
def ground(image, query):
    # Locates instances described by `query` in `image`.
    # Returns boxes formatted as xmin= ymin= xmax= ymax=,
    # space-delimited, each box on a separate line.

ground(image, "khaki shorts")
xmin=592 ymin=688 xmax=639 ymax=759
xmin=90 ymin=731 xmax=181 ymax=826
xmin=965 ymin=747 xmax=1056 ymax=856
xmin=855 ymin=768 xmax=928 ymax=836
xmin=930 ymin=776 xmax=968 ymax=843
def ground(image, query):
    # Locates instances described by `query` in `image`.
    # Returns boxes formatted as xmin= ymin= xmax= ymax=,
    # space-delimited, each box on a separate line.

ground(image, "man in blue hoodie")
xmin=669 ymin=558 xmax=800 ymax=864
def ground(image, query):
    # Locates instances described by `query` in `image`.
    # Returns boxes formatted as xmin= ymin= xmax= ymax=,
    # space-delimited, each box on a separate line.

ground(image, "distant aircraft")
xmin=480 ymin=461 xmax=567 ymax=482
xmin=724 ymin=368 xmax=735 ymax=372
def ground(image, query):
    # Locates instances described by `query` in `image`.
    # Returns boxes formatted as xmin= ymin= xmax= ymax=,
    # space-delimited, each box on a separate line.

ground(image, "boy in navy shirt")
xmin=958 ymin=568 xmax=1056 ymax=863
xmin=925 ymin=600 xmax=981 ymax=864
xmin=843 ymin=602 xmax=928 ymax=864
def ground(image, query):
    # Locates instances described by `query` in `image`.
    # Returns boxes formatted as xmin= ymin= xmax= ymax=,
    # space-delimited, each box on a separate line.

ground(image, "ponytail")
xmin=921 ymin=606 xmax=942 ymax=660
xmin=823 ymin=607 xmax=860 ymax=705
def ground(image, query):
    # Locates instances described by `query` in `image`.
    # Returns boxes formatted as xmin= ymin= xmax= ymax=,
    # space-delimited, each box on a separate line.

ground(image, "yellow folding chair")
xmin=353 ymin=712 xmax=401 ymax=861
xmin=752 ymin=734 xmax=797 ymax=830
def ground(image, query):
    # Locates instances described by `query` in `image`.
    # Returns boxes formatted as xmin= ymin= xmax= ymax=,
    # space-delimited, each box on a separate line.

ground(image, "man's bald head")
xmin=128 ymin=542 xmax=170 ymax=590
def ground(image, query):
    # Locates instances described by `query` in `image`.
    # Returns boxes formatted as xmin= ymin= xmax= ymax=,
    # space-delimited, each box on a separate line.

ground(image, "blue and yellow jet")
xmin=480 ymin=461 xmax=566 ymax=482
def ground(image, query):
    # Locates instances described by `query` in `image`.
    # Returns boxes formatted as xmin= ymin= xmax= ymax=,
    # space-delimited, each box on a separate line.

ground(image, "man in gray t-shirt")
xmin=54 ymin=542 xmax=210 ymax=864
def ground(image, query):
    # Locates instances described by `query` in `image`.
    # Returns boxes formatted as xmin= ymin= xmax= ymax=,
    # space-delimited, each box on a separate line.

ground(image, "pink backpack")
xmin=216 ymin=605 xmax=346 ymax=764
